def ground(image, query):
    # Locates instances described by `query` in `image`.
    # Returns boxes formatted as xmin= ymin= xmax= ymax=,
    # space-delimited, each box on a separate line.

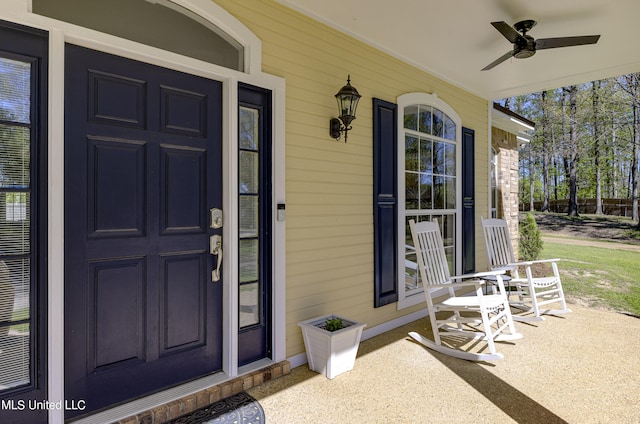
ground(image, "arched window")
xmin=397 ymin=93 xmax=461 ymax=308
xmin=32 ymin=0 xmax=245 ymax=71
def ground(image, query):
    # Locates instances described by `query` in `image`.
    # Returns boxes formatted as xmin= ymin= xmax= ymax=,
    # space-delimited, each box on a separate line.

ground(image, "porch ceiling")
xmin=277 ymin=0 xmax=640 ymax=100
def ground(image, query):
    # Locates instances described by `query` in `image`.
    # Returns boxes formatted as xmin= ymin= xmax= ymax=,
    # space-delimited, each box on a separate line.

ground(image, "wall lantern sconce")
xmin=329 ymin=75 xmax=361 ymax=142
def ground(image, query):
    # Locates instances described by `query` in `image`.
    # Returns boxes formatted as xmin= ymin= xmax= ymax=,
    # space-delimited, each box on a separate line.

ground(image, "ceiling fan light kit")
xmin=482 ymin=19 xmax=600 ymax=71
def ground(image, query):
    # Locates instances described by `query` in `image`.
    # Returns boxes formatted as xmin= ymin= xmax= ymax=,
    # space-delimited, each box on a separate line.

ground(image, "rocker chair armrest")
xmin=508 ymin=258 xmax=562 ymax=267
xmin=430 ymin=281 xmax=486 ymax=288
xmin=451 ymin=269 xmax=506 ymax=281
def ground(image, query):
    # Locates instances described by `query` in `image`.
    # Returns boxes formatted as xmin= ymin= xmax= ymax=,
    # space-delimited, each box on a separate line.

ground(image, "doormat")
xmin=170 ymin=392 xmax=265 ymax=424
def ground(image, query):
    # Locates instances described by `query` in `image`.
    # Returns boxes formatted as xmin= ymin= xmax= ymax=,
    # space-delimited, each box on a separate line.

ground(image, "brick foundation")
xmin=116 ymin=361 xmax=290 ymax=424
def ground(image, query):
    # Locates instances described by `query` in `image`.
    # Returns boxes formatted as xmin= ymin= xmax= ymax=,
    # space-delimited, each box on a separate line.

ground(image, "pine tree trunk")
xmin=567 ymin=86 xmax=580 ymax=217
xmin=541 ymin=91 xmax=550 ymax=212
xmin=529 ymin=145 xmax=535 ymax=212
xmin=633 ymin=102 xmax=639 ymax=223
xmin=593 ymin=81 xmax=603 ymax=214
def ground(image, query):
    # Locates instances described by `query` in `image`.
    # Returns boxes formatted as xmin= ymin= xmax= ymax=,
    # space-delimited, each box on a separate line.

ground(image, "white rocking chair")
xmin=408 ymin=220 xmax=522 ymax=361
xmin=481 ymin=217 xmax=572 ymax=322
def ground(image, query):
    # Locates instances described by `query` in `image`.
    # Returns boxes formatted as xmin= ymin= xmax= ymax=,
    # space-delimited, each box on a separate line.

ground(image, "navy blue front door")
xmin=64 ymin=45 xmax=223 ymax=418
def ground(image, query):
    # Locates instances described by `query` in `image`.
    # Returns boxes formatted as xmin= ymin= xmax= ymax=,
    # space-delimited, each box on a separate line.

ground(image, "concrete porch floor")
xmin=247 ymin=304 xmax=640 ymax=423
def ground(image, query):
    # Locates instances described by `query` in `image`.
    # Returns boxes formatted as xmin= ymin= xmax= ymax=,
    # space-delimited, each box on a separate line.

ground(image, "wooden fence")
xmin=520 ymin=198 xmax=639 ymax=217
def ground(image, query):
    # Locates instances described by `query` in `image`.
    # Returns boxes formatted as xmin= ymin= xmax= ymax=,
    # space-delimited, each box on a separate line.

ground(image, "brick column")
xmin=492 ymin=127 xmax=520 ymax=257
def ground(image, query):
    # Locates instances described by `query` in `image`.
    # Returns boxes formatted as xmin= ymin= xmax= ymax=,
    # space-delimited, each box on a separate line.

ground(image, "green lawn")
xmin=8 ymin=306 xmax=29 ymax=334
xmin=541 ymin=241 xmax=640 ymax=316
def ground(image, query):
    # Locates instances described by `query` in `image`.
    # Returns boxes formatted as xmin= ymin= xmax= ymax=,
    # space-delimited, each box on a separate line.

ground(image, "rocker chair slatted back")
xmin=480 ymin=216 xmax=572 ymax=321
xmin=481 ymin=218 xmax=516 ymax=270
xmin=412 ymin=221 xmax=451 ymax=288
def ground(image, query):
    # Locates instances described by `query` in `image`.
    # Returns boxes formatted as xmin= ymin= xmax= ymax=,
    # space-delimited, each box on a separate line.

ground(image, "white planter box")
xmin=298 ymin=314 xmax=366 ymax=379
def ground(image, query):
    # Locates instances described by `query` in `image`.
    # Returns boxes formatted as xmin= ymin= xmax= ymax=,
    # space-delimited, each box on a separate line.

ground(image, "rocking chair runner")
xmin=481 ymin=217 xmax=572 ymax=322
xmin=408 ymin=220 xmax=522 ymax=361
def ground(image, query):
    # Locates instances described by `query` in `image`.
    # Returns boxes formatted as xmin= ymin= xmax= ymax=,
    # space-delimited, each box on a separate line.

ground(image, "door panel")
xmin=88 ymin=70 xmax=146 ymax=128
xmin=88 ymin=137 xmax=146 ymax=237
xmin=160 ymin=86 xmax=208 ymax=136
xmin=161 ymin=146 xmax=207 ymax=233
xmin=64 ymin=44 xmax=223 ymax=418
xmin=87 ymin=257 xmax=146 ymax=372
xmin=161 ymin=253 xmax=207 ymax=353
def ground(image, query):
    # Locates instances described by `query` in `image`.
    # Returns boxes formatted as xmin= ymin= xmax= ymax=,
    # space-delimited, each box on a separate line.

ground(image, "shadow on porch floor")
xmin=247 ymin=304 xmax=640 ymax=423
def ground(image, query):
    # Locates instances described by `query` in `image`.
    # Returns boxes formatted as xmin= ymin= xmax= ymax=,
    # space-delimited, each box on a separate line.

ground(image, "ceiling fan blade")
xmin=536 ymin=35 xmax=600 ymax=50
xmin=491 ymin=21 xmax=522 ymax=44
xmin=481 ymin=51 xmax=514 ymax=71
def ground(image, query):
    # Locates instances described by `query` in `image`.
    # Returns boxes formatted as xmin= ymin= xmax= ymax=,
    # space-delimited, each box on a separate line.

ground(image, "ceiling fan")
xmin=482 ymin=19 xmax=600 ymax=71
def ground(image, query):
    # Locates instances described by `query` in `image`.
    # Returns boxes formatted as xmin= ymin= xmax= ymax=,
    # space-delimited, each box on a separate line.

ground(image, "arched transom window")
xmin=32 ymin=0 xmax=245 ymax=71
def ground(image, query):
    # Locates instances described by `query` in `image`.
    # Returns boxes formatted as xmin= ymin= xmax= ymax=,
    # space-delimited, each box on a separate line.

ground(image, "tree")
xmin=592 ymin=80 xmax=603 ymax=214
xmin=540 ymin=90 xmax=551 ymax=212
xmin=502 ymin=74 xmax=640 ymax=222
xmin=565 ymin=85 xmax=580 ymax=217
xmin=618 ymin=72 xmax=640 ymax=224
xmin=617 ymin=74 xmax=640 ymax=223
xmin=0 ymin=61 xmax=31 ymax=189
xmin=519 ymin=213 xmax=543 ymax=261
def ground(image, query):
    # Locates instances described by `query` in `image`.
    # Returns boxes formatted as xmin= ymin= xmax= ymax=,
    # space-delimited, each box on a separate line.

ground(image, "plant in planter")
xmin=298 ymin=314 xmax=366 ymax=379
xmin=323 ymin=317 xmax=344 ymax=332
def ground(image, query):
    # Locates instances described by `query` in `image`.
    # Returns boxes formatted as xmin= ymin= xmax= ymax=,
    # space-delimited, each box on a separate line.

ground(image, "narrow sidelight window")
xmin=0 ymin=55 xmax=34 ymax=392
xmin=237 ymin=84 xmax=272 ymax=366
xmin=239 ymin=105 xmax=262 ymax=329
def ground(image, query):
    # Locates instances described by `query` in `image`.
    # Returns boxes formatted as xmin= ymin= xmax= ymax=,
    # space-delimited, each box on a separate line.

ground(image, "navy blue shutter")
xmin=373 ymin=98 xmax=398 ymax=307
xmin=461 ymin=127 xmax=475 ymax=273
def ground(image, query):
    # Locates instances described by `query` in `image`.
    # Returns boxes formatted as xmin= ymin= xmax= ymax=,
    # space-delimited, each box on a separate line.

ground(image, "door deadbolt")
xmin=210 ymin=208 xmax=223 ymax=229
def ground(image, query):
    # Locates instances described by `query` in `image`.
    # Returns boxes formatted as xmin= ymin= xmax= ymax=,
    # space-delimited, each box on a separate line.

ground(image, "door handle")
xmin=210 ymin=235 xmax=222 ymax=282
